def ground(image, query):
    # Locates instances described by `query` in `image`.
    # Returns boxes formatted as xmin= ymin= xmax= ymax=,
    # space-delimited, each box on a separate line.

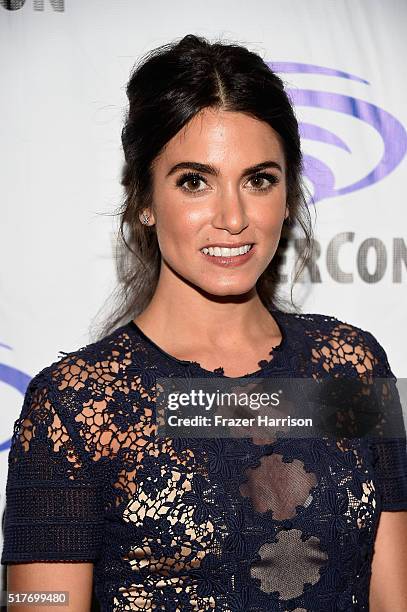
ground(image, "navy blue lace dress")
xmin=2 ymin=308 xmax=407 ymax=611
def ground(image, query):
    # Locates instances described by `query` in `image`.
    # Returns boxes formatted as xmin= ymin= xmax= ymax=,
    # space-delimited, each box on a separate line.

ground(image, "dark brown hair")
xmin=91 ymin=34 xmax=314 ymax=340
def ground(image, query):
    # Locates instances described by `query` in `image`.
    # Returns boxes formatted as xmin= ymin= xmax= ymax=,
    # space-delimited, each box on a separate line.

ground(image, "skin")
xmin=369 ymin=511 xmax=407 ymax=610
xmin=7 ymin=108 xmax=406 ymax=609
xmin=135 ymin=107 xmax=289 ymax=378
xmin=7 ymin=562 xmax=93 ymax=610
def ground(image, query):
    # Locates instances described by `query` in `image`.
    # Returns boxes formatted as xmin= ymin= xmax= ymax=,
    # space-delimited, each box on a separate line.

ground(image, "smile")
xmin=199 ymin=243 xmax=256 ymax=267
xmin=200 ymin=244 xmax=253 ymax=257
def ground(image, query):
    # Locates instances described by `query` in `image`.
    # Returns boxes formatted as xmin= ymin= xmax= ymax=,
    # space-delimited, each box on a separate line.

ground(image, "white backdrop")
xmin=1 ymin=0 xmax=406 ymax=551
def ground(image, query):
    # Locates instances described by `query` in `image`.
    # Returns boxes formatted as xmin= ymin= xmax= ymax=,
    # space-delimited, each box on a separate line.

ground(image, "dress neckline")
xmin=126 ymin=307 xmax=290 ymax=379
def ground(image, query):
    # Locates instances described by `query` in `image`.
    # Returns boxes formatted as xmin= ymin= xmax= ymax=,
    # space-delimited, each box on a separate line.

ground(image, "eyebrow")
xmin=165 ymin=160 xmax=283 ymax=178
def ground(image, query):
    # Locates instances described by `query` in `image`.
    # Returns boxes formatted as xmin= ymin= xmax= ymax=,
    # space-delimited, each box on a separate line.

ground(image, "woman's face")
xmin=146 ymin=107 xmax=288 ymax=296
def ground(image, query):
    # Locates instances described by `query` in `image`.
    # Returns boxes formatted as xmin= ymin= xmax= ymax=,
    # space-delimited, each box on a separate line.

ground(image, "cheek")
xmin=155 ymin=205 xmax=199 ymax=254
xmin=255 ymin=202 xmax=286 ymax=237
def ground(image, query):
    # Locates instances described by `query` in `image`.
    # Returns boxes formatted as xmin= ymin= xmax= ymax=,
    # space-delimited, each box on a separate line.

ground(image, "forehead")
xmin=154 ymin=108 xmax=285 ymax=169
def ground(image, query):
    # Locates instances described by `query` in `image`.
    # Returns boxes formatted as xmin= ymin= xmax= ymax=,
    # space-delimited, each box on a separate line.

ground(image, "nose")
xmin=211 ymin=185 xmax=249 ymax=234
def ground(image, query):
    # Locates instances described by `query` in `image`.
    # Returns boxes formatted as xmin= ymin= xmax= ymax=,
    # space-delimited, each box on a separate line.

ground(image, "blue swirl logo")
xmin=0 ymin=342 xmax=31 ymax=452
xmin=269 ymin=62 xmax=407 ymax=203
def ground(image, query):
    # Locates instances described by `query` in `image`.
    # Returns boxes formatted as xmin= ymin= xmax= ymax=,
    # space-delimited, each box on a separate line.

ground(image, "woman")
xmin=2 ymin=34 xmax=407 ymax=611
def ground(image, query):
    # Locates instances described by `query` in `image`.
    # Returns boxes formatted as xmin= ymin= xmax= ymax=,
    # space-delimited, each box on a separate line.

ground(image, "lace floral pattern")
xmin=2 ymin=308 xmax=407 ymax=611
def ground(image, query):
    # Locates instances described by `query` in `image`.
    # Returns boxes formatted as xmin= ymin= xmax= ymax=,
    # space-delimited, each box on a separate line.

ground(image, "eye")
xmin=176 ymin=172 xmax=208 ymax=194
xmin=246 ymin=172 xmax=280 ymax=192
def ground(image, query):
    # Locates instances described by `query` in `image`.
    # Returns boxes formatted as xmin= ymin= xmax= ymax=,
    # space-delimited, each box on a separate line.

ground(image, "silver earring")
xmin=141 ymin=212 xmax=150 ymax=225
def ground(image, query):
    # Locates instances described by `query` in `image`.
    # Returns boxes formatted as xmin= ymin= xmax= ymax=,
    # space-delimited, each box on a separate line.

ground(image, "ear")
xmin=284 ymin=206 xmax=289 ymax=220
xmin=139 ymin=209 xmax=156 ymax=226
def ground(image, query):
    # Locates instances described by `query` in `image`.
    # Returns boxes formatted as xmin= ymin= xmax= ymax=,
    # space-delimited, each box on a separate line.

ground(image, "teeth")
xmin=201 ymin=244 xmax=253 ymax=257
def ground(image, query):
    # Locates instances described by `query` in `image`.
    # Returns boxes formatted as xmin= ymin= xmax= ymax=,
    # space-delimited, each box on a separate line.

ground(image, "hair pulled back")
xmin=94 ymin=34 xmax=313 ymax=339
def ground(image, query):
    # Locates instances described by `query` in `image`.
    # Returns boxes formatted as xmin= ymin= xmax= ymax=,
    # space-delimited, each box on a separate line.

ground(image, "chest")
xmin=98 ymin=434 xmax=380 ymax=610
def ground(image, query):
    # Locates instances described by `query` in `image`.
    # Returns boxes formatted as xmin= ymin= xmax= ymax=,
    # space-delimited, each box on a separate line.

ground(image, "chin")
xmin=198 ymin=279 xmax=256 ymax=297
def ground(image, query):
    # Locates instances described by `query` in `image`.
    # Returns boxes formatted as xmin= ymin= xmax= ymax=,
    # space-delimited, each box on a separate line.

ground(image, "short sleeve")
xmin=363 ymin=330 xmax=407 ymax=512
xmin=1 ymin=370 xmax=104 ymax=564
